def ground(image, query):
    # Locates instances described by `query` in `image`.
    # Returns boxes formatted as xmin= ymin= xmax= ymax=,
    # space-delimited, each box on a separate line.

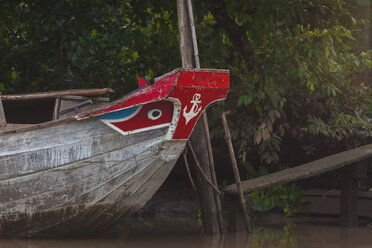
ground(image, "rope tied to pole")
xmin=187 ymin=141 xmax=221 ymax=195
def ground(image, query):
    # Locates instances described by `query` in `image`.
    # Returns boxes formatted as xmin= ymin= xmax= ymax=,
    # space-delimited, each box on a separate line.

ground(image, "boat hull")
xmin=0 ymin=118 xmax=185 ymax=237
xmin=0 ymin=68 xmax=230 ymax=237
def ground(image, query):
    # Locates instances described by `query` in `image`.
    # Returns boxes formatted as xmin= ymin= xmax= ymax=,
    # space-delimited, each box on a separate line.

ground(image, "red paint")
xmin=92 ymin=73 xmax=177 ymax=116
xmin=170 ymin=87 xmax=228 ymax=139
xmin=168 ymin=70 xmax=229 ymax=139
xmin=88 ymin=69 xmax=230 ymax=140
xmin=110 ymin=101 xmax=173 ymax=133
xmin=138 ymin=77 xmax=149 ymax=88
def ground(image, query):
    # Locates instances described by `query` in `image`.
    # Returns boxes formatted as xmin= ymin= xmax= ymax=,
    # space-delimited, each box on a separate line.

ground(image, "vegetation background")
xmin=1 ymin=0 xmax=371 ymax=213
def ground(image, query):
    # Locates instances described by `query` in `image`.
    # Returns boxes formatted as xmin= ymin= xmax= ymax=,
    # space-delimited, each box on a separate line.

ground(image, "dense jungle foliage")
xmin=1 ymin=0 xmax=371 ymax=182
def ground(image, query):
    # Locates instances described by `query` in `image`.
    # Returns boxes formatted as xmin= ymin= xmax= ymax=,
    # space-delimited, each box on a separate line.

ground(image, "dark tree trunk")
xmin=208 ymin=0 xmax=254 ymax=69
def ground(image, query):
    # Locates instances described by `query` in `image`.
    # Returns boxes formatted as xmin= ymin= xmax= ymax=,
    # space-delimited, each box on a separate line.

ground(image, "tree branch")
xmin=208 ymin=0 xmax=254 ymax=69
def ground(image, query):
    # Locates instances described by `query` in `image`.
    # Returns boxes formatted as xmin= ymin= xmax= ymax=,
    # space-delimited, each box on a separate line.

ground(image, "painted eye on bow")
xmin=147 ymin=109 xmax=162 ymax=120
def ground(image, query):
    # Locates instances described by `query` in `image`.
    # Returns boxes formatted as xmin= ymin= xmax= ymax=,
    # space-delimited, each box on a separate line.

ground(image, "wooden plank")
xmin=0 ymin=135 xmax=164 ymax=206
xmin=300 ymin=190 xmax=372 ymax=219
xmin=0 ymin=92 xmax=6 ymax=127
xmin=0 ymin=139 xmax=185 ymax=237
xmin=0 ymin=88 xmax=114 ymax=101
xmin=224 ymin=144 xmax=372 ymax=195
xmin=0 ymin=119 xmax=167 ymax=181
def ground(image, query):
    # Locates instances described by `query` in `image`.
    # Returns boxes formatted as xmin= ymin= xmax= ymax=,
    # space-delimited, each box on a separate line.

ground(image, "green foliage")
xmin=192 ymin=208 xmax=203 ymax=227
xmin=0 ymin=0 xmax=180 ymax=96
xmin=252 ymin=183 xmax=303 ymax=216
xmin=207 ymin=0 xmax=372 ymax=168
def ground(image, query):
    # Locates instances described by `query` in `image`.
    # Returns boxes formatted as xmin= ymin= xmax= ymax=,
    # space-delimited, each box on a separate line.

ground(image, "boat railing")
xmin=0 ymin=88 xmax=114 ymax=130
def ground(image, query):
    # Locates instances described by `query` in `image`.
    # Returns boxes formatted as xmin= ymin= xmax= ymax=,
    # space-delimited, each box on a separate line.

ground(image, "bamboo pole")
xmin=186 ymin=0 xmax=200 ymax=69
xmin=221 ymin=111 xmax=251 ymax=233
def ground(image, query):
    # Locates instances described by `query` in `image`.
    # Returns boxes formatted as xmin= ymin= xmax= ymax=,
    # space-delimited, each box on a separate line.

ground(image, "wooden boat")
xmin=0 ymin=68 xmax=229 ymax=238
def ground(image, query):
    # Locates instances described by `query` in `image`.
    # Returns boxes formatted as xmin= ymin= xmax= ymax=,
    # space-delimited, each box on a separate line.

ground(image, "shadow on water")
xmin=1 ymin=186 xmax=371 ymax=247
xmin=1 ymin=221 xmax=372 ymax=248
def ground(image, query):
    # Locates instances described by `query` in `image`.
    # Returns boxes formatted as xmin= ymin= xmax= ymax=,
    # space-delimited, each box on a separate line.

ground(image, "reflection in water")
xmin=250 ymin=223 xmax=300 ymax=248
xmin=1 ymin=223 xmax=371 ymax=248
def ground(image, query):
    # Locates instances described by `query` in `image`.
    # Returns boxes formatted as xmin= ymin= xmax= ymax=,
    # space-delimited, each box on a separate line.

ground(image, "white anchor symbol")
xmin=183 ymin=93 xmax=202 ymax=125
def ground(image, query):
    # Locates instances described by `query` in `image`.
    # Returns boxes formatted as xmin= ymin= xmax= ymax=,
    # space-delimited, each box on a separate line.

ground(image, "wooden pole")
xmin=186 ymin=0 xmax=200 ymax=69
xmin=186 ymin=0 xmax=224 ymax=234
xmin=0 ymin=92 xmax=7 ymax=128
xmin=340 ymin=165 xmax=359 ymax=227
xmin=177 ymin=0 xmax=193 ymax=69
xmin=221 ymin=111 xmax=251 ymax=233
xmin=202 ymin=113 xmax=225 ymax=234
xmin=177 ymin=0 xmax=219 ymax=234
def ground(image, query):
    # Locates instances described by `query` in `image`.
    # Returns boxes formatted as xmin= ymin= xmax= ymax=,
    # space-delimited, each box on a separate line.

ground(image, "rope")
xmin=187 ymin=141 xmax=221 ymax=195
xmin=183 ymin=149 xmax=197 ymax=192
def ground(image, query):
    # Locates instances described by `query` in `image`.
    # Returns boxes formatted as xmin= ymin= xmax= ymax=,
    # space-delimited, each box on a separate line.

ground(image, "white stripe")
xmin=99 ymin=121 xmax=171 ymax=136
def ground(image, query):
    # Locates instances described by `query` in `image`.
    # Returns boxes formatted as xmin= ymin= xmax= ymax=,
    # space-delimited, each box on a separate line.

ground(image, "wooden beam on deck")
xmin=0 ymin=88 xmax=114 ymax=101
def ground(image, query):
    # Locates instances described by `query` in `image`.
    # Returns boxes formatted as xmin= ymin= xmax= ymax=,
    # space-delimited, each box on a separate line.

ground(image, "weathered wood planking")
xmin=0 ymin=119 xmax=165 ymax=181
xmin=0 ymin=147 xmax=182 ymax=237
xmin=0 ymin=140 xmax=185 ymax=237
xmin=0 ymin=137 xmax=164 ymax=211
xmin=0 ymin=117 xmax=185 ymax=237
xmin=224 ymin=143 xmax=372 ymax=195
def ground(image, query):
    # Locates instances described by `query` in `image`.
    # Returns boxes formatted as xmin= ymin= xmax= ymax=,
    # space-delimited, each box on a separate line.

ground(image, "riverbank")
xmin=109 ymin=180 xmax=372 ymax=237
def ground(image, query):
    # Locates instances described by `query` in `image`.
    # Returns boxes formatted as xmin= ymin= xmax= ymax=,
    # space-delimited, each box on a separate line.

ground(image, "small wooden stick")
xmin=221 ymin=111 xmax=251 ymax=233
xmin=183 ymin=150 xmax=197 ymax=192
xmin=0 ymin=92 xmax=7 ymax=128
xmin=203 ymin=112 xmax=225 ymax=234
xmin=187 ymin=141 xmax=221 ymax=195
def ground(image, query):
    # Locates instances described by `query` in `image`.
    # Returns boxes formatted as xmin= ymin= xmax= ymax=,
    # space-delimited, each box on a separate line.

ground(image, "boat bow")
xmin=83 ymin=68 xmax=230 ymax=140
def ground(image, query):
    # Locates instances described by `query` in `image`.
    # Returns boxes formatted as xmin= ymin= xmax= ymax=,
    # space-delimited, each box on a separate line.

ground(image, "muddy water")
xmin=1 ymin=217 xmax=371 ymax=248
xmin=1 ymin=186 xmax=372 ymax=247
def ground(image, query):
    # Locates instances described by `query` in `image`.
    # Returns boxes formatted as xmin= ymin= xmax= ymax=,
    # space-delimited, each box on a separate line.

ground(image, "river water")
xmin=0 ymin=225 xmax=371 ymax=248
xmin=1 ymin=214 xmax=371 ymax=248
xmin=1 ymin=186 xmax=371 ymax=247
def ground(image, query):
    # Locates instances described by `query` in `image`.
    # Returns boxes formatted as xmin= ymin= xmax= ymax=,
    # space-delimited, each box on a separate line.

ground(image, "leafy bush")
xmin=252 ymin=183 xmax=303 ymax=216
